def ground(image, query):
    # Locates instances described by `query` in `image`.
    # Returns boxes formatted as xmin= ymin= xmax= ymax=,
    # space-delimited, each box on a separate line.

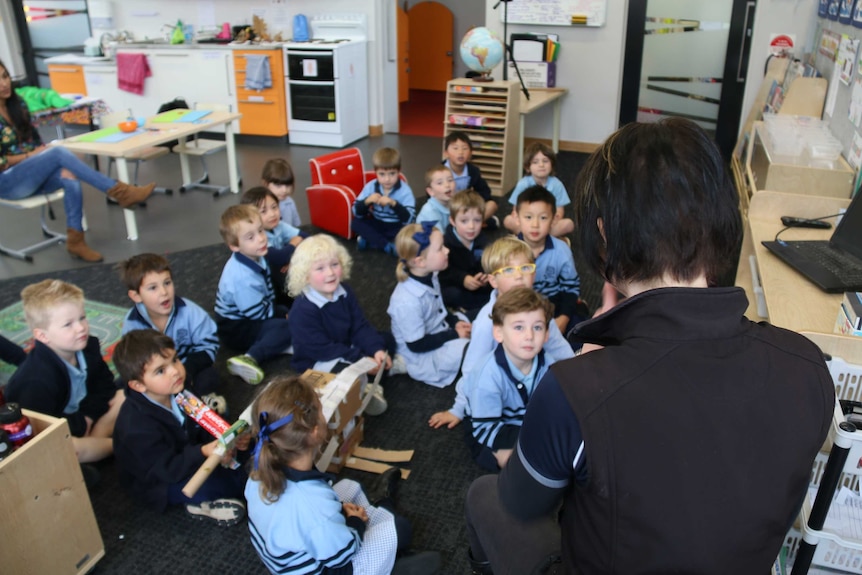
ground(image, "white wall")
xmin=0 ymin=0 xmax=25 ymax=79
xmin=484 ymin=0 xmax=628 ymax=146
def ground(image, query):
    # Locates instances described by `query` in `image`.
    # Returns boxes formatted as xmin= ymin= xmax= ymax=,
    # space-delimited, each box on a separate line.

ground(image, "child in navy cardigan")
xmin=286 ymin=234 xmax=404 ymax=415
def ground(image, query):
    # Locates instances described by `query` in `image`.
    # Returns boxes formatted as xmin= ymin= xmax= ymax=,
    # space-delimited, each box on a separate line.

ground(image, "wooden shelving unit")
xmin=444 ymin=79 xmax=521 ymax=196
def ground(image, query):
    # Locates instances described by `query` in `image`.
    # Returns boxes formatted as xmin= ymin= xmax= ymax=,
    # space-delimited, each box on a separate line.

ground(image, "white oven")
xmin=284 ymin=15 xmax=368 ymax=147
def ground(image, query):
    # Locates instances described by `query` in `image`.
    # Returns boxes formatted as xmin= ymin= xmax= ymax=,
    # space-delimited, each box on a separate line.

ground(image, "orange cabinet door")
xmin=233 ymin=50 xmax=287 ymax=136
xmin=47 ymin=64 xmax=87 ymax=95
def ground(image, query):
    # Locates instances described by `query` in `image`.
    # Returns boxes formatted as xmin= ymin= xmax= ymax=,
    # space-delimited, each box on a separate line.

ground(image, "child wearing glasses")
xmin=387 ymin=222 xmax=471 ymax=388
xmin=429 ymin=236 xmax=575 ymax=430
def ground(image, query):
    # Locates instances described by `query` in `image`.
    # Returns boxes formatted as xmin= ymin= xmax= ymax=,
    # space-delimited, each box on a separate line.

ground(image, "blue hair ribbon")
xmin=412 ymin=221 xmax=436 ymax=254
xmin=252 ymin=410 xmax=294 ymax=470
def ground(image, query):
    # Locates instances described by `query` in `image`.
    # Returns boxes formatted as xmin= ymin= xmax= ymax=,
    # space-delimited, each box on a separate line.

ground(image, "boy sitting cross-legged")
xmin=112 ymin=329 xmax=249 ymax=525
xmin=439 ymin=190 xmax=492 ymax=320
xmin=465 ymin=287 xmax=556 ymax=471
xmin=352 ymin=147 xmax=416 ymax=256
xmin=6 ymin=279 xmax=124 ymax=463
xmin=429 ymin=236 xmax=575 ymax=430
xmin=119 ymin=253 xmax=223 ymax=409
xmin=215 ymin=204 xmax=292 ymax=385
xmin=516 ymin=185 xmax=583 ymax=335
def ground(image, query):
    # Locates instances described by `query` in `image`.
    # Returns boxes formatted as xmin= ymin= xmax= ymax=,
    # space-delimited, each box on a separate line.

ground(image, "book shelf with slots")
xmin=444 ymin=79 xmax=521 ymax=197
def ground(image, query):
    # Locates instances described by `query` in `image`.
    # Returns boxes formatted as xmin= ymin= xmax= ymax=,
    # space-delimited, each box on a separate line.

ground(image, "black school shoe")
xmin=366 ymin=466 xmax=401 ymax=507
xmin=392 ymin=551 xmax=442 ymax=575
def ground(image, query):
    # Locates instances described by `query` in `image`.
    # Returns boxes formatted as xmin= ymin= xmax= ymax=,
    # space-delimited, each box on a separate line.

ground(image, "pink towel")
xmin=116 ymin=53 xmax=151 ymax=95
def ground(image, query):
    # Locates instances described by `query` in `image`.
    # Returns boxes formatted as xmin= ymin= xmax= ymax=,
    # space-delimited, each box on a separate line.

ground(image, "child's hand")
xmin=365 ymin=193 xmax=382 ymax=205
xmin=455 ymin=321 xmax=471 ymax=339
xmin=201 ymin=439 xmax=219 ymax=458
xmin=280 ymin=264 xmax=290 ymax=274
xmin=220 ymin=447 xmax=236 ymax=466
xmin=463 ymin=273 xmax=487 ymax=291
xmin=429 ymin=410 xmax=461 ymax=429
xmin=342 ymin=502 xmax=368 ymax=522
xmin=373 ymin=350 xmax=392 ymax=371
xmin=289 ymin=236 xmax=303 ymax=247
xmin=235 ymin=430 xmax=252 ymax=451
xmin=379 ymin=196 xmax=396 ymax=207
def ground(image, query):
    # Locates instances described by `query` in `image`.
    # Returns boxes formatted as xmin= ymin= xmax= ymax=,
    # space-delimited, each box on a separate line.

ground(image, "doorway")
xmin=399 ymin=1 xmax=454 ymax=137
xmin=619 ymin=0 xmax=756 ymax=159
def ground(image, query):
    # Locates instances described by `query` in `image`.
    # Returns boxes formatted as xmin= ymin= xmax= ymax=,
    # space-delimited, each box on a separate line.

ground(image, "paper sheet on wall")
xmin=849 ymin=131 xmax=862 ymax=169
xmin=850 ymin=79 xmax=862 ymax=127
xmin=837 ymin=34 xmax=860 ymax=85
xmin=197 ymin=1 xmax=216 ymax=29
xmin=825 ymin=62 xmax=842 ymax=117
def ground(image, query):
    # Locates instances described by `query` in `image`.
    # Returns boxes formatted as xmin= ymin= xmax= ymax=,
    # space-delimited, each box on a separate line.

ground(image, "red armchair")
xmin=307 ymin=148 xmax=375 ymax=239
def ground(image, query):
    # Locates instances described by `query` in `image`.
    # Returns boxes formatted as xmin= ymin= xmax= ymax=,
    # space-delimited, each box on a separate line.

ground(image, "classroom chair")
xmin=100 ymin=111 xmax=172 ymax=199
xmin=307 ymin=148 xmax=406 ymax=240
xmin=0 ymin=190 xmax=68 ymax=261
xmin=172 ymin=102 xmax=236 ymax=197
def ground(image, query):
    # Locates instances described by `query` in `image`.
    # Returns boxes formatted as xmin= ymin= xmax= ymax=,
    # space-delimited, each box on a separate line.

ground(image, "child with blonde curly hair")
xmin=387 ymin=222 xmax=471 ymax=388
xmin=287 ymin=234 xmax=404 ymax=415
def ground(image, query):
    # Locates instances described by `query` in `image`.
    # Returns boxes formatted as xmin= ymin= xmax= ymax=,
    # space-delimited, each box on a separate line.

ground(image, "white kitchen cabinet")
xmin=82 ymin=65 xmax=147 ymax=116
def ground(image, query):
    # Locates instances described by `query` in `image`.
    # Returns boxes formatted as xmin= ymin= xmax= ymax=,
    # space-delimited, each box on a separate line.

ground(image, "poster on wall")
xmin=820 ymin=29 xmax=842 ymax=60
xmin=769 ymin=34 xmax=796 ymax=57
xmin=829 ymin=0 xmax=842 ymax=20
xmin=855 ymin=1 xmax=862 ymax=28
xmin=821 ymin=0 xmax=830 ymax=17
xmin=840 ymin=0 xmax=856 ymax=24
xmin=837 ymin=34 xmax=860 ymax=84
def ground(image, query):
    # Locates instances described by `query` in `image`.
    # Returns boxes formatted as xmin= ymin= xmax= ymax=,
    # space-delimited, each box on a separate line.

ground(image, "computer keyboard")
xmin=787 ymin=242 xmax=862 ymax=283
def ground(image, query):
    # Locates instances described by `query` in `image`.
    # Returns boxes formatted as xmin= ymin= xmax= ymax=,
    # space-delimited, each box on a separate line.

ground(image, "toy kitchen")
xmin=283 ymin=14 xmax=368 ymax=147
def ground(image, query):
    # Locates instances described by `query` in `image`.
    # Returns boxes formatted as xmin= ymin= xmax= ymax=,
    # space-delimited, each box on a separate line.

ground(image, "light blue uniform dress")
xmin=387 ymin=272 xmax=468 ymax=388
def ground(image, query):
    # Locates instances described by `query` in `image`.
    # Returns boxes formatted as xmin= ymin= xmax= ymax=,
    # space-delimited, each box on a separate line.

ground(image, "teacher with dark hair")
xmin=0 ymin=59 xmax=155 ymax=262
xmin=465 ymin=118 xmax=835 ymax=574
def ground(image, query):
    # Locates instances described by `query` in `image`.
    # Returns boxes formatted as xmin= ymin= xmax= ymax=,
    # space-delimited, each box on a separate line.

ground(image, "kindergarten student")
xmin=261 ymin=158 xmax=301 ymax=228
xmin=465 ymin=287 xmax=555 ymax=471
xmin=429 ymin=236 xmax=575 ymax=430
xmin=241 ymin=186 xmax=304 ymax=307
xmin=416 ymin=166 xmax=455 ymax=232
xmin=504 ymin=142 xmax=575 ymax=238
xmin=387 ymin=222 xmax=471 ymax=388
xmin=119 ymin=253 xmax=221 ymax=401
xmin=113 ymin=329 xmax=248 ymax=524
xmin=439 ymin=190 xmax=492 ymax=319
xmin=214 ymin=205 xmax=292 ymax=386
xmin=7 ymin=279 xmax=124 ymax=463
xmin=287 ymin=234 xmax=405 ymax=415
xmin=516 ymin=185 xmax=582 ymax=335
xmin=442 ymin=130 xmax=498 ymax=226
xmin=352 ymin=147 xmax=415 ymax=255
xmin=246 ymin=376 xmax=441 ymax=575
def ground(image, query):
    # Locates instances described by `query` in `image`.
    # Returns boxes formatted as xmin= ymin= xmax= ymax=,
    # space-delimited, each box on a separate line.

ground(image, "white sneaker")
xmin=389 ymin=353 xmax=408 ymax=375
xmin=365 ymin=386 xmax=388 ymax=416
xmin=186 ymin=498 xmax=246 ymax=527
xmin=227 ymin=354 xmax=264 ymax=385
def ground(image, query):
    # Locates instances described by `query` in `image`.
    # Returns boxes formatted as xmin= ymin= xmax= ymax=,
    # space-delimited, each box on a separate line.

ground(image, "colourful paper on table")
xmin=74 ymin=126 xmax=121 ymax=142
xmin=173 ymin=110 xmax=211 ymax=123
xmin=151 ymin=109 xmax=188 ymax=123
xmin=96 ymin=130 xmax=145 ymax=143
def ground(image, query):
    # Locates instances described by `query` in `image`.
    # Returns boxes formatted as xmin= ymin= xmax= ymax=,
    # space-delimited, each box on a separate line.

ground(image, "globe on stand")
xmin=460 ymin=27 xmax=505 ymax=82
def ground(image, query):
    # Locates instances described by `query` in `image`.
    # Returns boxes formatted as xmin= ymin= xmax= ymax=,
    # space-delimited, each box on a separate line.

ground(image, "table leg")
xmin=115 ymin=159 xmax=139 ymax=241
xmin=552 ymin=100 xmax=561 ymax=154
xmin=519 ymin=114 xmax=526 ymax=175
xmin=178 ymin=136 xmax=192 ymax=187
xmin=226 ymin=121 xmax=239 ymax=193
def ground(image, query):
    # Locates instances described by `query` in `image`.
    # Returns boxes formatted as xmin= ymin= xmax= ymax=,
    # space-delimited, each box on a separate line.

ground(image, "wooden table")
xmin=54 ymin=110 xmax=241 ymax=240
xmin=736 ymin=190 xmax=850 ymax=333
xmin=518 ymin=88 xmax=567 ymax=169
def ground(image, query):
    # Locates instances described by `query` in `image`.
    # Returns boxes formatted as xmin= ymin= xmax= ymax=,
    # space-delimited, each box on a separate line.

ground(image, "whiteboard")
xmin=500 ymin=0 xmax=608 ymax=27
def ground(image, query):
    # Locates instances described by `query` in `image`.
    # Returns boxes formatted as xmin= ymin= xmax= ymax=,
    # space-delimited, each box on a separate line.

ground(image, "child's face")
xmin=132 ymin=349 xmax=186 ymax=403
xmin=257 ymin=197 xmax=282 ymax=231
xmin=488 ymin=254 xmax=536 ymax=293
xmin=308 ymin=255 xmax=343 ymax=299
xmin=130 ymin=271 xmax=175 ymax=320
xmin=493 ymin=309 xmax=549 ymax=370
xmin=266 ymin=182 xmax=293 ymax=202
xmin=34 ymin=300 xmax=89 ymax=361
xmin=376 ymin=168 xmax=400 ymax=192
xmin=516 ymin=201 xmax=554 ymax=246
xmin=417 ymin=230 xmax=449 ymax=273
xmin=445 ymin=140 xmax=471 ymax=170
xmin=230 ymin=216 xmax=268 ymax=260
xmin=426 ymin=170 xmax=455 ymax=205
xmin=528 ymin=151 xmax=553 ymax=180
xmin=450 ymin=208 xmax=483 ymax=244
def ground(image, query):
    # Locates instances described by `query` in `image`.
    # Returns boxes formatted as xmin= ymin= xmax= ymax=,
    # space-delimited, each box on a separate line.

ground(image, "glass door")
xmin=620 ymin=0 xmax=755 ymax=159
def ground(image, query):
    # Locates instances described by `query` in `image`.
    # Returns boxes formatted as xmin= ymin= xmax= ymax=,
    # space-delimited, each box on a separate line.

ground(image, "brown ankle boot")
xmin=106 ymin=182 xmax=156 ymax=208
xmin=66 ymin=229 xmax=103 ymax=262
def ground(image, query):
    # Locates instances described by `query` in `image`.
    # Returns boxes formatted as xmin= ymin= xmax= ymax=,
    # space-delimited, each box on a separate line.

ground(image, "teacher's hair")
xmin=574 ymin=118 xmax=741 ymax=286
xmin=0 ymin=60 xmax=37 ymax=143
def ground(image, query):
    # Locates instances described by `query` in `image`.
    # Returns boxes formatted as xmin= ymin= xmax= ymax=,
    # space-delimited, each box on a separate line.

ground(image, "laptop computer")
xmin=761 ymin=192 xmax=862 ymax=293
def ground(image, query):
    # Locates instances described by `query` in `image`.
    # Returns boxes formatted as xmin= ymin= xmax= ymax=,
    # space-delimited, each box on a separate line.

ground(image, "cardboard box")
xmin=301 ymin=369 xmax=362 ymax=436
xmin=507 ymin=61 xmax=556 ymax=88
xmin=326 ymin=416 xmax=365 ymax=473
xmin=0 ymin=410 xmax=104 ymax=575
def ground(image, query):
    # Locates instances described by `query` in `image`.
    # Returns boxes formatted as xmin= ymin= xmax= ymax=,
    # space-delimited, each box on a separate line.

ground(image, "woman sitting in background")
xmin=0 ymin=59 xmax=156 ymax=262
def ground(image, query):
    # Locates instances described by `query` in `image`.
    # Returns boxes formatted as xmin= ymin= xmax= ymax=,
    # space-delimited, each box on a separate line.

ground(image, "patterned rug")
xmin=0 ymin=299 xmax=126 ymax=385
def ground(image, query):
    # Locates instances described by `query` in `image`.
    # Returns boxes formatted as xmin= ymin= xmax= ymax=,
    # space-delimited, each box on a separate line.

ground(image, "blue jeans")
xmin=0 ymin=147 xmax=117 ymax=230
